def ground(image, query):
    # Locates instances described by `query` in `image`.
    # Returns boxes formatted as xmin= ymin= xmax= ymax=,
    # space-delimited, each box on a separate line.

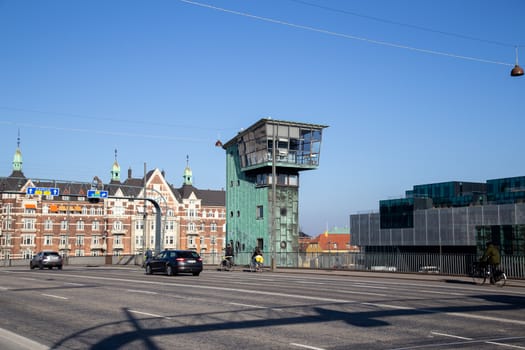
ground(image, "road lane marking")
xmin=431 ymin=332 xmax=525 ymax=349
xmin=33 ymin=272 xmax=525 ymax=327
xmin=229 ymin=302 xmax=266 ymax=309
xmin=0 ymin=287 xmax=8 ymax=291
xmin=336 ymin=290 xmax=387 ymax=297
xmin=290 ymin=342 xmax=326 ymax=350
xmin=128 ymin=310 xmax=172 ymax=320
xmin=431 ymin=331 xmax=471 ymax=340
xmin=63 ymin=282 xmax=84 ymax=286
xmin=0 ymin=327 xmax=49 ymax=350
xmin=52 ymin=273 xmax=354 ymax=303
xmin=126 ymin=289 xmax=158 ymax=295
xmin=354 ymin=283 xmax=389 ymax=289
xmin=41 ymin=294 xmax=68 ymax=300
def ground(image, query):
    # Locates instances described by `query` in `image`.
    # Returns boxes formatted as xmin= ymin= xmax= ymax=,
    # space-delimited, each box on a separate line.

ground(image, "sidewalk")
xmin=268 ymin=267 xmax=525 ymax=288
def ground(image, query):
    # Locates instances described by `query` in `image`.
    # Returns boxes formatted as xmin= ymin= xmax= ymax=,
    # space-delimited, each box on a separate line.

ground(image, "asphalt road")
xmin=1 ymin=266 xmax=524 ymax=350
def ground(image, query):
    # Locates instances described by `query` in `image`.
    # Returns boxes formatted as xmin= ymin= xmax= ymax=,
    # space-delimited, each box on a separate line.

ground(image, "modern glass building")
xmin=351 ymin=176 xmax=525 ymax=256
xmin=222 ymin=118 xmax=327 ymax=266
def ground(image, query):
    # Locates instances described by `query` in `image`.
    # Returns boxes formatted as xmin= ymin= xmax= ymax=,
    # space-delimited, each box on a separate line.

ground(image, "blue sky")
xmin=1 ymin=0 xmax=524 ymax=236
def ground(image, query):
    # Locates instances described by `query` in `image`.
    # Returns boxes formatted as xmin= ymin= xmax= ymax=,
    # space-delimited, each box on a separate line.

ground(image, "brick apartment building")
xmin=0 ymin=142 xmax=225 ymax=262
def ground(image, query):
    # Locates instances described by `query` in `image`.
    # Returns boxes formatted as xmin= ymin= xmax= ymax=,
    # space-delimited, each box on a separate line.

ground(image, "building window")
xmin=60 ymin=235 xmax=67 ymax=245
xmin=2 ymin=219 xmax=12 ymax=230
xmin=61 ymin=220 xmax=68 ymax=230
xmin=211 ymin=223 xmax=217 ymax=232
xmin=76 ymin=235 xmax=85 ymax=246
xmin=113 ymin=221 xmax=123 ymax=231
xmin=136 ymin=220 xmax=144 ymax=230
xmin=77 ymin=220 xmax=85 ymax=231
xmin=93 ymin=220 xmax=100 ymax=231
xmin=256 ymin=205 xmax=264 ymax=219
xmin=21 ymin=234 xmax=35 ymax=245
xmin=23 ymin=219 xmax=36 ymax=230
xmin=44 ymin=235 xmax=53 ymax=246
xmin=44 ymin=219 xmax=53 ymax=230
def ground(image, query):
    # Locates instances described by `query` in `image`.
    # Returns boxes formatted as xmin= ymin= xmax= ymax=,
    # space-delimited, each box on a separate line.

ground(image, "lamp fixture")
xmin=511 ymin=46 xmax=524 ymax=77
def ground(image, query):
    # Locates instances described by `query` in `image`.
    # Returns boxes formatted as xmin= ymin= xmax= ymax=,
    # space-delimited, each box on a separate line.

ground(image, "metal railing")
xmin=3 ymin=251 xmax=524 ymax=279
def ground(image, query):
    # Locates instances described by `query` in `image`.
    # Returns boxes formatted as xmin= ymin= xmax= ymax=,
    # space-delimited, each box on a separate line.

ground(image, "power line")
xmin=0 ymin=106 xmax=235 ymax=133
xmin=288 ymin=0 xmax=520 ymax=49
xmin=179 ymin=0 xmax=514 ymax=67
xmin=0 ymin=120 xmax=211 ymax=143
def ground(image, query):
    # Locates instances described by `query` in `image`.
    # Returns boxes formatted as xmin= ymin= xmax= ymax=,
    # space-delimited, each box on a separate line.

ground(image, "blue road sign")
xmin=87 ymin=190 xmax=108 ymax=198
xmin=26 ymin=187 xmax=60 ymax=196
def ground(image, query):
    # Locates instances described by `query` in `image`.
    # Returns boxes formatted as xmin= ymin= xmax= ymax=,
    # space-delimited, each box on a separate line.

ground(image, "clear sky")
xmin=1 ymin=0 xmax=524 ymax=236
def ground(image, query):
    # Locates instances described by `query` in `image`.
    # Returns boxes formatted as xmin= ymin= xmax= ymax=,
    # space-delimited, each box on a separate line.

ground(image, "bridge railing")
xmin=3 ymin=252 xmax=524 ymax=279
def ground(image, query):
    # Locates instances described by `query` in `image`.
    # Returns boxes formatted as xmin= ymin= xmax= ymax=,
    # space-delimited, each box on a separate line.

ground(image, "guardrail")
xmin=3 ymin=252 xmax=524 ymax=279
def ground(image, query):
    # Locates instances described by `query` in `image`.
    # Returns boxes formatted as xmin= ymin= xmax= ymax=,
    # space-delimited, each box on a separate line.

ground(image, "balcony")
xmin=113 ymin=243 xmax=124 ymax=250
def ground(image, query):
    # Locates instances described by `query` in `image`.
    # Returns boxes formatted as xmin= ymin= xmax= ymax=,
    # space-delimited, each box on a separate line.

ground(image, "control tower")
xmin=222 ymin=118 xmax=328 ymax=267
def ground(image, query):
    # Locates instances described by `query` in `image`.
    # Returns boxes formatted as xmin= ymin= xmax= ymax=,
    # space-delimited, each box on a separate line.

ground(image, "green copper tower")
xmin=222 ymin=118 xmax=327 ymax=267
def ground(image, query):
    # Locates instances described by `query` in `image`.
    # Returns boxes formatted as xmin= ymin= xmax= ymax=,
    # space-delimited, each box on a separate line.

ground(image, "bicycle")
xmin=250 ymin=255 xmax=264 ymax=272
xmin=219 ymin=256 xmax=234 ymax=271
xmin=470 ymin=261 xmax=507 ymax=287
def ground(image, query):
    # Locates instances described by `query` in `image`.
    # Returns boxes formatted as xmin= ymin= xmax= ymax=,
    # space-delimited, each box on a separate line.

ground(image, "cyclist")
xmin=480 ymin=241 xmax=501 ymax=284
xmin=223 ymin=243 xmax=234 ymax=269
xmin=251 ymin=246 xmax=263 ymax=271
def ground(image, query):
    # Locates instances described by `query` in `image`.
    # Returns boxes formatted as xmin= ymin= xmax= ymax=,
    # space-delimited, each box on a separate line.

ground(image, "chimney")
xmin=128 ymin=167 xmax=132 ymax=179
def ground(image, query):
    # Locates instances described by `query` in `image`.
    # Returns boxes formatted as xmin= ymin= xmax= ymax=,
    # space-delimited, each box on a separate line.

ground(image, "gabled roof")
xmin=172 ymin=184 xmax=225 ymax=206
xmin=0 ymin=172 xmax=27 ymax=191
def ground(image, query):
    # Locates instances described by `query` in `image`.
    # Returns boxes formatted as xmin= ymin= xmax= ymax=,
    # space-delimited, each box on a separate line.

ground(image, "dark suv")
xmin=30 ymin=251 xmax=63 ymax=270
xmin=145 ymin=250 xmax=202 ymax=276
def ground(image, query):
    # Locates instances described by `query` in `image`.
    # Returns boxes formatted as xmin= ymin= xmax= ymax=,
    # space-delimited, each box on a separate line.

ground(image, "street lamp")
xmin=511 ymin=47 xmax=524 ymax=77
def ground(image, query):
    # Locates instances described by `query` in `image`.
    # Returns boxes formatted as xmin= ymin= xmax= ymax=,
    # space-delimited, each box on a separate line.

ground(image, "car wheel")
xmin=145 ymin=264 xmax=153 ymax=275
xmin=166 ymin=264 xmax=174 ymax=276
xmin=39 ymin=263 xmax=44 ymax=270
xmin=30 ymin=263 xmax=34 ymax=269
xmin=192 ymin=271 xmax=201 ymax=276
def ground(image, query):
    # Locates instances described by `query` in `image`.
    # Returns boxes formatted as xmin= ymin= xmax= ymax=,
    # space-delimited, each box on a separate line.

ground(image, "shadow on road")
xmin=48 ymin=293 xmax=525 ymax=349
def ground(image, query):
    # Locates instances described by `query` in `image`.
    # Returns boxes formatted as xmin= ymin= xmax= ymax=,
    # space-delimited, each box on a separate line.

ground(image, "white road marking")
xmin=354 ymin=283 xmax=389 ymax=289
xmin=431 ymin=331 xmax=471 ymax=340
xmin=0 ymin=287 xmax=8 ymax=291
xmin=229 ymin=302 xmax=266 ymax=309
xmin=431 ymin=332 xmax=525 ymax=349
xmin=34 ymin=272 xmax=525 ymax=327
xmin=336 ymin=289 xmax=387 ymax=297
xmin=20 ymin=277 xmax=37 ymax=281
xmin=290 ymin=342 xmax=326 ymax=350
xmin=63 ymin=282 xmax=84 ymax=286
xmin=128 ymin=309 xmax=172 ymax=320
xmin=126 ymin=289 xmax=158 ymax=295
xmin=41 ymin=294 xmax=68 ymax=300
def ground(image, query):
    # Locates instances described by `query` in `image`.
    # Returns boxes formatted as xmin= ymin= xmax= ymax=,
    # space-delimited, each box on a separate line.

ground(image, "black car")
xmin=145 ymin=250 xmax=203 ymax=276
xmin=30 ymin=251 xmax=63 ymax=270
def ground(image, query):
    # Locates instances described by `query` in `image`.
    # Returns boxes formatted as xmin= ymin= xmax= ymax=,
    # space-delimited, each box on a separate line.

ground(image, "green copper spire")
xmin=12 ymin=130 xmax=22 ymax=172
xmin=111 ymin=149 xmax=120 ymax=182
xmin=183 ymin=155 xmax=192 ymax=185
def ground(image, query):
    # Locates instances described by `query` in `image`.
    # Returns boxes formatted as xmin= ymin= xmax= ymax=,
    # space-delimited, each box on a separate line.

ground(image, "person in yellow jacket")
xmin=480 ymin=242 xmax=501 ymax=284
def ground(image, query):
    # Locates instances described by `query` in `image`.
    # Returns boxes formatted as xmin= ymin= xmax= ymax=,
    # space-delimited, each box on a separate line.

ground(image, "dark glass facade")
xmin=352 ymin=176 xmax=525 ymax=256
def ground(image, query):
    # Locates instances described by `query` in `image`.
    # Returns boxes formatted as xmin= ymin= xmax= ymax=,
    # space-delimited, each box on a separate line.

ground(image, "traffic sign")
xmin=26 ymin=187 xmax=60 ymax=196
xmin=87 ymin=190 xmax=108 ymax=198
